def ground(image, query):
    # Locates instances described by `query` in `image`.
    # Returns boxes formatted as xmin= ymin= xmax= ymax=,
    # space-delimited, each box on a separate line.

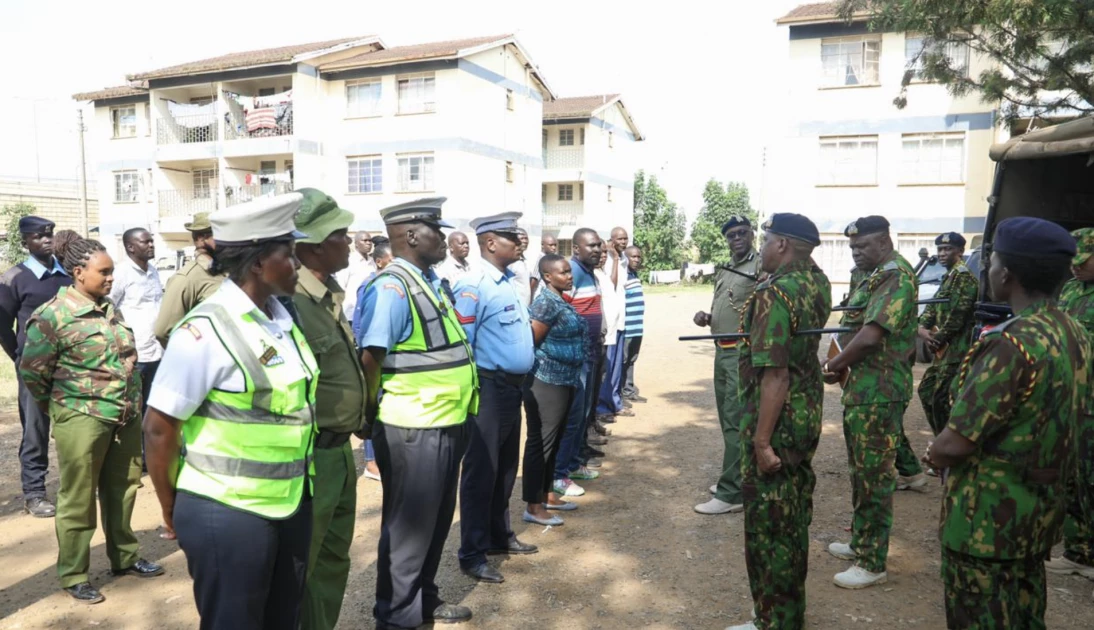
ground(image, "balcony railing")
xmin=158 ymin=189 xmax=218 ymax=218
xmin=543 ymin=147 xmax=584 ymax=170
xmin=542 ymin=202 xmax=583 ymax=228
xmin=225 ymin=182 xmax=294 ymax=207
xmin=225 ymin=105 xmax=293 ymax=140
xmin=157 ymin=113 xmax=220 ymax=145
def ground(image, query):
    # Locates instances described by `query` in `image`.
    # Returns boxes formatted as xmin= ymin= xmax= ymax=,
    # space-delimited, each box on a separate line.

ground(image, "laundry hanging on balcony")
xmin=224 ymin=90 xmax=293 ymax=137
xmin=165 ymin=100 xmax=217 ymax=128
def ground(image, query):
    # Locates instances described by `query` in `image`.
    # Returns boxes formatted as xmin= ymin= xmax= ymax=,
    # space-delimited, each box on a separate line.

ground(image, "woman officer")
xmin=144 ymin=193 xmax=318 ymax=630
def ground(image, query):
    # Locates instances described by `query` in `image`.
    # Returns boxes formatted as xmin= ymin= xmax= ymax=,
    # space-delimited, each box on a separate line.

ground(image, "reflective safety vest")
xmin=373 ymin=263 xmax=478 ymax=428
xmin=174 ymin=302 xmax=318 ymax=520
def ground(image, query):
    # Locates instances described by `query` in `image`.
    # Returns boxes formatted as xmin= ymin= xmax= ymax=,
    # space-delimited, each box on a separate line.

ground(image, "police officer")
xmin=728 ymin=213 xmax=831 ymax=630
xmin=1046 ymin=227 xmax=1094 ymax=580
xmin=917 ymin=232 xmax=977 ymax=437
xmin=356 ymin=198 xmax=477 ymax=629
xmin=453 ymin=212 xmax=537 ymax=583
xmin=0 ymin=215 xmax=71 ymax=517
xmin=693 ymin=216 xmax=760 ymax=516
xmin=144 ymin=194 xmax=317 ymax=629
xmin=153 ymin=212 xmax=224 ymax=346
xmin=291 ymin=189 xmax=367 ymax=629
xmin=823 ymin=215 xmax=922 ymax=589
xmin=20 ymin=237 xmax=164 ymax=603
xmin=925 ymin=217 xmax=1088 ymax=629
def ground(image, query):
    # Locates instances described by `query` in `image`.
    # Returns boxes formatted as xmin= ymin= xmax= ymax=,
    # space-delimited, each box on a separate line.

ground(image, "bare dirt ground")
xmin=1 ymin=287 xmax=1093 ymax=629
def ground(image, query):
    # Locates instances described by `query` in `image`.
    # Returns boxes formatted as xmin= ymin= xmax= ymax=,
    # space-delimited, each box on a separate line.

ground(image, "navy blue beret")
xmin=844 ymin=215 xmax=889 ymax=237
xmin=721 ymin=215 xmax=752 ymax=236
xmin=993 ymin=217 xmax=1075 ymax=258
xmin=18 ymin=216 xmax=55 ymax=234
xmin=935 ymin=232 xmax=966 ymax=247
xmin=762 ymin=213 xmax=821 ymax=247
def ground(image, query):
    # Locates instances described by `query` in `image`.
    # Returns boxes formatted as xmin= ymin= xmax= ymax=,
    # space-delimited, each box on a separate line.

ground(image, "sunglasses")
xmin=725 ymin=230 xmax=751 ymax=240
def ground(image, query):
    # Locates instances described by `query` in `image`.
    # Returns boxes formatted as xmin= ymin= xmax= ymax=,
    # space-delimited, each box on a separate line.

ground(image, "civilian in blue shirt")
xmin=452 ymin=212 xmax=537 ymax=584
xmin=620 ymin=245 xmax=646 ymax=402
xmin=352 ymin=239 xmax=393 ymax=483
xmin=0 ymin=216 xmax=72 ymax=518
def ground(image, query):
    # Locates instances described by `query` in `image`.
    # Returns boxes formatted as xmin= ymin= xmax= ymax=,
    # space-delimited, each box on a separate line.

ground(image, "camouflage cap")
xmin=1072 ymin=227 xmax=1094 ymax=266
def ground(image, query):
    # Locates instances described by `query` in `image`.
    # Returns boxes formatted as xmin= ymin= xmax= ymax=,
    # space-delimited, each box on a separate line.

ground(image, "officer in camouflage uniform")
xmin=917 ymin=232 xmax=978 ymax=436
xmin=726 ymin=214 xmax=831 ymax=630
xmin=925 ymin=217 xmax=1088 ymax=630
xmin=823 ymin=215 xmax=923 ymax=590
xmin=1046 ymin=227 xmax=1094 ymax=579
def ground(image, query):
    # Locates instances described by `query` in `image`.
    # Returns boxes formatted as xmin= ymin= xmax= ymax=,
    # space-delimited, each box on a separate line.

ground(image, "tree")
xmin=690 ymin=179 xmax=757 ymax=265
xmin=1 ymin=203 xmax=34 ymax=269
xmin=838 ymin=0 xmax=1094 ymax=123
xmin=632 ymin=170 xmax=687 ymax=276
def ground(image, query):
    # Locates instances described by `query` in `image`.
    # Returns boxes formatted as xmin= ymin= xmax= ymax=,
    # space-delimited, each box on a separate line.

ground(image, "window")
xmin=542 ymin=184 xmax=547 ymax=203
xmin=821 ymin=36 xmax=881 ymax=87
xmin=542 ymin=129 xmax=548 ymax=149
xmin=348 ymin=156 xmax=383 ymax=193
xmin=144 ymin=105 xmax=150 ymax=137
xmin=258 ymin=88 xmax=275 ymax=97
xmin=506 ymin=89 xmax=515 ymax=111
xmin=559 ymin=129 xmax=575 ymax=146
xmin=608 ymin=185 xmax=613 ymax=202
xmin=818 ymin=136 xmax=878 ymax=186
xmin=112 ymin=106 xmax=136 ymax=138
xmin=905 ymin=34 xmax=970 ymax=81
xmin=114 ymin=170 xmax=140 ymax=202
xmin=608 ymin=131 xmax=614 ymax=148
xmin=397 ymin=153 xmax=435 ymax=192
xmin=558 ymin=184 xmax=574 ymax=201
xmin=397 ymin=74 xmax=436 ymax=114
xmin=347 ymin=80 xmax=382 ymax=117
xmin=192 ymin=168 xmax=216 ymax=199
xmin=579 ymin=183 xmax=584 ymax=200
xmin=506 ymin=161 xmax=514 ymax=183
xmin=901 ymin=133 xmax=965 ymax=184
xmin=580 ymin=128 xmax=586 ymax=145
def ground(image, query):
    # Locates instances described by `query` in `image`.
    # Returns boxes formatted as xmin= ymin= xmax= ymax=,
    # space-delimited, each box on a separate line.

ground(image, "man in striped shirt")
xmin=620 ymin=245 xmax=645 ymax=402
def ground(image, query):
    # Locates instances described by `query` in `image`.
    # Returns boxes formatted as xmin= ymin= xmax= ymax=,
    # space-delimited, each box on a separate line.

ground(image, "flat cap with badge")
xmin=844 ymin=215 xmax=890 ymax=237
xmin=721 ymin=215 xmax=752 ymax=236
xmin=1071 ymin=227 xmax=1094 ymax=267
xmin=761 ymin=213 xmax=821 ymax=246
xmin=469 ymin=212 xmax=522 ymax=237
xmin=935 ymin=232 xmax=966 ymax=248
xmin=209 ymin=192 xmax=308 ymax=246
xmin=380 ymin=197 xmax=454 ymax=228
xmin=18 ymin=216 xmax=55 ymax=235
xmin=293 ymin=188 xmax=355 ymax=243
xmin=993 ymin=217 xmax=1075 ymax=259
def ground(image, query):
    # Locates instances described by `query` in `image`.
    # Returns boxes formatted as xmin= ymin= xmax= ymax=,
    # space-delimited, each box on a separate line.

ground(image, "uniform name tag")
xmin=504 ymin=304 xmax=516 ymax=312
xmin=259 ymin=342 xmax=285 ymax=367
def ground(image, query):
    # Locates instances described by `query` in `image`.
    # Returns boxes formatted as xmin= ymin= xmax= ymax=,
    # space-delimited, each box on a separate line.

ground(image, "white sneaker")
xmin=694 ymin=498 xmax=744 ymax=515
xmin=1045 ymin=555 xmax=1094 ymax=578
xmin=897 ymin=473 xmax=929 ymax=490
xmin=552 ymin=478 xmax=585 ymax=497
xmin=709 ymin=483 xmax=717 ymax=494
xmin=834 ymin=565 xmax=888 ymax=589
xmin=827 ymin=541 xmax=856 ymax=561
xmin=725 ymin=623 xmax=758 ymax=630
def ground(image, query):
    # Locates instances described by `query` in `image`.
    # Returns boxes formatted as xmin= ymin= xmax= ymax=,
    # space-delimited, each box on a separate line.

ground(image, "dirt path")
xmin=1 ymin=288 xmax=1092 ymax=629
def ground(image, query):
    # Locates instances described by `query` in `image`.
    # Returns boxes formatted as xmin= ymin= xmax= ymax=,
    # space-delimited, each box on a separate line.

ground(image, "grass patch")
xmin=0 ymin=358 xmax=16 ymax=411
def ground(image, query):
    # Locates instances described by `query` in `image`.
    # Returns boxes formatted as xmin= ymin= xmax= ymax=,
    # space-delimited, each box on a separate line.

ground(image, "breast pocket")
xmin=498 ymin=310 xmax=525 ymax=343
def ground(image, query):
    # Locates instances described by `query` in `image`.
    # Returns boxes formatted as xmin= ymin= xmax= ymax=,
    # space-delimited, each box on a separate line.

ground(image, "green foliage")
xmin=632 ymin=170 xmax=688 ymax=277
xmin=838 ymin=0 xmax=1094 ymax=122
xmin=1 ymin=203 xmax=35 ymax=268
xmin=690 ymin=179 xmax=757 ymax=265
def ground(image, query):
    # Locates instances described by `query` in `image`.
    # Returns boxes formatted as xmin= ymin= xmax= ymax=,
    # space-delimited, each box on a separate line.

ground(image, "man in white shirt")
xmin=109 ymin=228 xmax=164 ymax=419
xmin=528 ymin=233 xmax=558 ymax=299
xmin=435 ymin=231 xmax=473 ymax=285
xmin=507 ymin=228 xmax=532 ymax=306
xmin=596 ymin=227 xmax=633 ymax=421
xmin=335 ymin=230 xmax=376 ymax=320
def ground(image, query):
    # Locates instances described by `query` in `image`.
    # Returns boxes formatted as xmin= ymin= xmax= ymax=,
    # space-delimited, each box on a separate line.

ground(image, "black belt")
xmin=315 ymin=430 xmax=352 ymax=449
xmin=477 ymin=368 xmax=529 ymax=387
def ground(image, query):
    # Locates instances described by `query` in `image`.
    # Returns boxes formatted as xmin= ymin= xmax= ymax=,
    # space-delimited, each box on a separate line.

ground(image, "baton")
xmin=832 ymin=298 xmax=949 ymax=312
xmin=679 ymin=327 xmax=852 ymax=342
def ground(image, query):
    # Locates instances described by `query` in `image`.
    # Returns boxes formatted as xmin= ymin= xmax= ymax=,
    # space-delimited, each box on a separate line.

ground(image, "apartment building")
xmin=766 ymin=2 xmax=1006 ymax=293
xmin=541 ymin=95 xmax=644 ymax=253
xmin=73 ymin=34 xmax=561 ymax=257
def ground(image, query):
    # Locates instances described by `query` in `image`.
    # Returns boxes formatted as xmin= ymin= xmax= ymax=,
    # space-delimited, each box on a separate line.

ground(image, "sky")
xmin=0 ymin=0 xmax=803 ymax=221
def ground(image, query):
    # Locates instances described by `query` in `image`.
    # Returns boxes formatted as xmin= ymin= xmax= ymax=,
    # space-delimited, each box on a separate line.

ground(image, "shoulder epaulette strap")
xmin=879 ymin=260 xmax=899 ymax=272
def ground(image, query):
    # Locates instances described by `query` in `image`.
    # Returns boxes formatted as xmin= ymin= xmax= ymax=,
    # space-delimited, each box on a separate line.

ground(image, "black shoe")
xmin=583 ymin=445 xmax=606 ymax=458
xmin=626 ymin=394 xmax=648 ymax=403
xmin=587 ymin=434 xmax=609 ymax=446
xmin=593 ymin=421 xmax=612 ymax=436
xmin=64 ymin=582 xmax=104 ymax=604
xmin=111 ymin=558 xmax=165 ymax=578
xmin=24 ymin=497 xmax=56 ymax=518
xmin=461 ymin=563 xmax=504 ymax=583
xmin=487 ymin=538 xmax=539 ymax=555
xmin=428 ymin=603 xmax=473 ymax=624
xmin=598 ymin=413 xmax=617 ymax=425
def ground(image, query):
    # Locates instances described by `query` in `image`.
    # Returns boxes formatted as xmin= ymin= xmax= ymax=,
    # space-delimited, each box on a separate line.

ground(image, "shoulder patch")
xmin=178 ymin=321 xmax=203 ymax=340
xmin=382 ymin=283 xmax=406 ymax=298
xmin=460 ymin=291 xmax=479 ymax=302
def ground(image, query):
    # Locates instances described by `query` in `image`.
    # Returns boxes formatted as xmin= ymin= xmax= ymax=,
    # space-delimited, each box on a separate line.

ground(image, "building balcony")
xmin=543 ymin=147 xmax=584 ymax=170
xmin=225 ymin=107 xmax=293 ymax=141
xmin=543 ymin=201 xmax=583 ymax=228
xmin=225 ymin=182 xmax=294 ymax=207
xmin=157 ymin=113 xmax=219 ymax=146
xmin=158 ymin=189 xmax=218 ymax=218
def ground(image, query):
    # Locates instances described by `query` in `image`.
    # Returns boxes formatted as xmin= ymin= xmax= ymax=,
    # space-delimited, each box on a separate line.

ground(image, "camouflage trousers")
xmin=1062 ymin=413 xmax=1094 ymax=566
xmin=917 ymin=360 xmax=961 ymax=436
xmin=941 ymin=548 xmax=1047 ymax=630
xmin=842 ymin=403 xmax=909 ymax=573
xmin=742 ymin=439 xmax=817 ymax=630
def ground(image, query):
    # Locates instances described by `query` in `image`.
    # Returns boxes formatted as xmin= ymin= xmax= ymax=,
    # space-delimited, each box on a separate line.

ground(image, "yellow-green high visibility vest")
xmin=374 ymin=263 xmax=478 ymax=428
xmin=174 ymin=302 xmax=318 ymax=519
